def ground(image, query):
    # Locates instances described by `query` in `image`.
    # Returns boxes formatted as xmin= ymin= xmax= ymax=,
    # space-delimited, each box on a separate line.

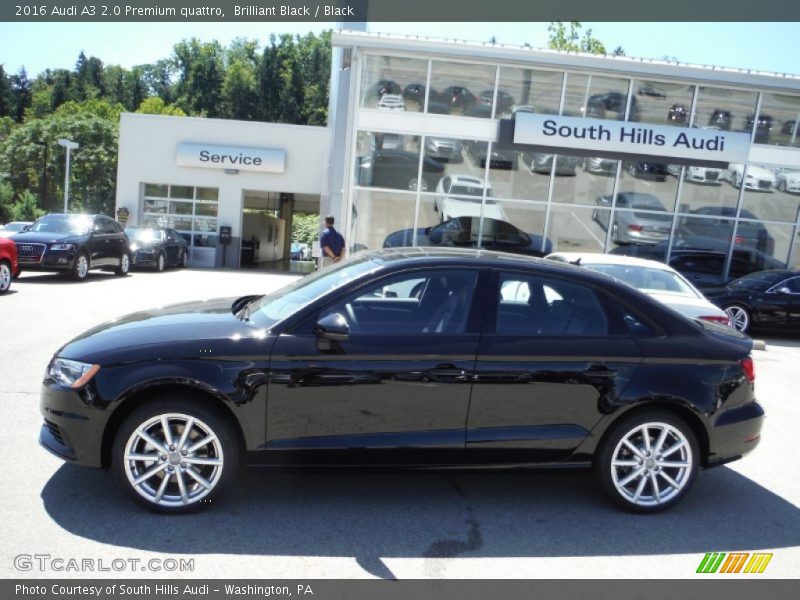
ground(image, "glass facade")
xmin=348 ymin=49 xmax=800 ymax=283
xmin=141 ymin=183 xmax=220 ymax=248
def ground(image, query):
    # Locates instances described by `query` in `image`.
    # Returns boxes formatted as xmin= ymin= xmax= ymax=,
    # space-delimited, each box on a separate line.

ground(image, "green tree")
xmin=547 ymin=21 xmax=622 ymax=55
xmin=0 ymin=179 xmax=14 ymax=223
xmin=0 ymin=66 xmax=13 ymax=118
xmin=135 ymin=97 xmax=186 ymax=116
xmin=291 ymin=212 xmax=320 ymax=245
xmin=222 ymin=60 xmax=258 ymax=120
xmin=11 ymin=189 xmax=45 ymax=221
xmin=10 ymin=68 xmax=32 ymax=122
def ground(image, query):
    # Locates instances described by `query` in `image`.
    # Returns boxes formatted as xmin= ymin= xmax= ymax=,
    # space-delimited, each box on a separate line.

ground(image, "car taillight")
xmin=734 ymin=235 xmax=744 ymax=244
xmin=627 ymin=224 xmax=643 ymax=232
xmin=740 ymin=357 xmax=755 ymax=383
xmin=699 ymin=315 xmax=731 ymax=326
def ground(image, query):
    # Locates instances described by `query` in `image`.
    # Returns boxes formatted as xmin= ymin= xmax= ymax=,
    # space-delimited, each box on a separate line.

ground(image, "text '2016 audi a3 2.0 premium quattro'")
xmin=39 ymin=249 xmax=763 ymax=514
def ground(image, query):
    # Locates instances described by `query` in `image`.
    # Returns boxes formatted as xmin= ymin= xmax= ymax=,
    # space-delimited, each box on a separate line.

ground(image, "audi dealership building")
xmin=116 ymin=29 xmax=800 ymax=280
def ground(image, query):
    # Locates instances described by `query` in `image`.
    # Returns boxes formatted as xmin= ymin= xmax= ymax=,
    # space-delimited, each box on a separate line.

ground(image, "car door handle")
xmin=426 ymin=364 xmax=470 ymax=382
xmin=583 ymin=363 xmax=616 ymax=377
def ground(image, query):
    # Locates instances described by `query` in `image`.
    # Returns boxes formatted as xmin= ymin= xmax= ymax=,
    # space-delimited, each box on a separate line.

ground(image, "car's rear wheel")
xmin=179 ymin=250 xmax=189 ymax=268
xmin=115 ymin=253 xmax=130 ymax=276
xmin=112 ymin=397 xmax=240 ymax=513
xmin=155 ymin=252 xmax=165 ymax=272
xmin=71 ymin=253 xmax=89 ymax=281
xmin=0 ymin=261 xmax=11 ymax=293
xmin=723 ymin=304 xmax=751 ymax=333
xmin=595 ymin=410 xmax=699 ymax=513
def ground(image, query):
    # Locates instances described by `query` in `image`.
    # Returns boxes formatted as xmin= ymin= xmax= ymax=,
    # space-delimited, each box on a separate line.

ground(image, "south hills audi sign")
xmin=512 ymin=113 xmax=751 ymax=166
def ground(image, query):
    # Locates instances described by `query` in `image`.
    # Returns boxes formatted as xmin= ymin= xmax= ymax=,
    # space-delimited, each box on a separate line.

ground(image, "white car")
xmin=377 ymin=94 xmax=405 ymax=111
xmin=727 ymin=164 xmax=775 ymax=191
xmin=684 ymin=165 xmax=724 ymax=185
xmin=545 ymin=252 xmax=731 ymax=326
xmin=0 ymin=221 xmax=33 ymax=237
xmin=433 ymin=174 xmax=506 ymax=222
xmin=773 ymin=167 xmax=800 ymax=194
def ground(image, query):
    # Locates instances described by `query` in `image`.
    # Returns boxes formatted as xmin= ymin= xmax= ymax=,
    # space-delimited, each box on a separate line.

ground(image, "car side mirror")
xmin=315 ymin=312 xmax=350 ymax=341
xmin=777 ymin=286 xmax=792 ymax=295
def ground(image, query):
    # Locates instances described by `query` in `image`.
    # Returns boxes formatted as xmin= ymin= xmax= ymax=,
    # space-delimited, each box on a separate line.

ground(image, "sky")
xmin=0 ymin=22 xmax=799 ymax=78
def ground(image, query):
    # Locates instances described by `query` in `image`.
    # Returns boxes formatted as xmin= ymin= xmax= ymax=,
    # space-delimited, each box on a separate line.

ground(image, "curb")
xmin=753 ymin=339 xmax=767 ymax=351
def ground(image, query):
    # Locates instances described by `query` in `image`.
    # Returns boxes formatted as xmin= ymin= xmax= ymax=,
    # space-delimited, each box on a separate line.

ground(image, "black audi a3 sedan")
xmin=11 ymin=213 xmax=131 ymax=281
xmin=40 ymin=249 xmax=763 ymax=514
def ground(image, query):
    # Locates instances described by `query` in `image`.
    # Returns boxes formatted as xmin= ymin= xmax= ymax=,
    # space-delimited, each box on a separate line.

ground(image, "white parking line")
xmin=570 ymin=210 xmax=605 ymax=247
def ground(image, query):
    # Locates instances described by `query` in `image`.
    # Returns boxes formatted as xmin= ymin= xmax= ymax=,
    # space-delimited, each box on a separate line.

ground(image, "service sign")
xmin=176 ymin=143 xmax=286 ymax=173
xmin=513 ymin=113 xmax=751 ymax=164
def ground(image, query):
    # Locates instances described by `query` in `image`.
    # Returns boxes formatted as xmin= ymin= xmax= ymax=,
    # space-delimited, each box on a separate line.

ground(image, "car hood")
xmin=56 ymin=297 xmax=271 ymax=365
xmin=9 ymin=231 xmax=85 ymax=244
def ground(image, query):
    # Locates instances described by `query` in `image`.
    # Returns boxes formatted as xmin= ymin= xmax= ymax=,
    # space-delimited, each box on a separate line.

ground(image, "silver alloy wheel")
xmin=180 ymin=251 xmax=188 ymax=267
xmin=610 ymin=421 xmax=693 ymax=508
xmin=76 ymin=255 xmax=89 ymax=279
xmin=0 ymin=263 xmax=10 ymax=292
xmin=123 ymin=412 xmax=224 ymax=508
xmin=157 ymin=253 xmax=165 ymax=271
xmin=120 ymin=253 xmax=130 ymax=273
xmin=724 ymin=305 xmax=749 ymax=332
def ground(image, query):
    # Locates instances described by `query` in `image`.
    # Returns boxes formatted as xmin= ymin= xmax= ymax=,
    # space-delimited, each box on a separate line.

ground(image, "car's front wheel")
xmin=71 ymin=253 xmax=90 ymax=281
xmin=724 ymin=304 xmax=751 ymax=333
xmin=155 ymin=252 xmax=165 ymax=272
xmin=179 ymin=250 xmax=189 ymax=268
xmin=595 ymin=410 xmax=699 ymax=513
xmin=112 ymin=398 xmax=240 ymax=513
xmin=0 ymin=260 xmax=11 ymax=293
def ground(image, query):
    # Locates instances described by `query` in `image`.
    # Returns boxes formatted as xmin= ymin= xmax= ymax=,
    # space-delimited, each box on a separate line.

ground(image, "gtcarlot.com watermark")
xmin=14 ymin=554 xmax=194 ymax=573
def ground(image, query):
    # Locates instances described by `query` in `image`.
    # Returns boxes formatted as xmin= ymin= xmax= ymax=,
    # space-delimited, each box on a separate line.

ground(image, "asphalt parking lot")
xmin=1 ymin=267 xmax=799 ymax=579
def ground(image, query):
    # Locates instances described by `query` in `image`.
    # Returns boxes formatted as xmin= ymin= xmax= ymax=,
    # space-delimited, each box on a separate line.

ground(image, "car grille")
xmin=15 ymin=242 xmax=46 ymax=263
xmin=44 ymin=419 xmax=65 ymax=446
xmin=758 ymin=180 xmax=772 ymax=190
xmin=705 ymin=171 xmax=719 ymax=181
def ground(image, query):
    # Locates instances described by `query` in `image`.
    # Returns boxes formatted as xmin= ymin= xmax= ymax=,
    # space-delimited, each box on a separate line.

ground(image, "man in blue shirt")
xmin=320 ymin=215 xmax=345 ymax=267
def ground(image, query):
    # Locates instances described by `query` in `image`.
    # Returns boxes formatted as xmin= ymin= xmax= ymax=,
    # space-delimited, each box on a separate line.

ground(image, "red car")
xmin=0 ymin=236 xmax=20 ymax=294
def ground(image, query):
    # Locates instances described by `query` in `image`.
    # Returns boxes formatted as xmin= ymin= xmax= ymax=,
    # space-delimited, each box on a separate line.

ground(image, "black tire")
xmin=112 ymin=395 xmax=241 ymax=514
xmin=154 ymin=252 xmax=165 ymax=272
xmin=0 ymin=260 xmax=11 ymax=294
xmin=179 ymin=250 xmax=189 ymax=268
xmin=71 ymin=252 xmax=90 ymax=281
xmin=595 ymin=409 xmax=699 ymax=513
xmin=778 ymin=181 xmax=786 ymax=193
xmin=115 ymin=253 xmax=130 ymax=276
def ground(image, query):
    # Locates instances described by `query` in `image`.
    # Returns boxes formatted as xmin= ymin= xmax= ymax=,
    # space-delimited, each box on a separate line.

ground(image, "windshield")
xmin=247 ymin=256 xmax=380 ymax=328
xmin=585 ymin=264 xmax=700 ymax=297
xmin=1 ymin=222 xmax=28 ymax=232
xmin=29 ymin=214 xmax=92 ymax=235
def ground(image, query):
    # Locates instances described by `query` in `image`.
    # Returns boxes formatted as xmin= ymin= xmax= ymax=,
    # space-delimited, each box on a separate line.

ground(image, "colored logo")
xmin=697 ymin=552 xmax=772 ymax=574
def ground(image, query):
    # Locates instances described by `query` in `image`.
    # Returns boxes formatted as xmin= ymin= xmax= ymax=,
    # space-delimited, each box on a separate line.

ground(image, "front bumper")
xmin=19 ymin=250 xmax=76 ymax=271
xmin=39 ymin=383 xmax=109 ymax=468
xmin=705 ymin=401 xmax=764 ymax=468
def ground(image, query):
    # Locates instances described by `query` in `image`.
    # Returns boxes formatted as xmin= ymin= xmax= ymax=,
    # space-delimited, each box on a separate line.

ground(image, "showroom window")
xmin=496 ymin=67 xmax=564 ymax=117
xmin=141 ymin=184 xmax=219 ymax=248
xmin=632 ymin=78 xmax=694 ymax=128
xmin=428 ymin=59 xmax=497 ymax=117
xmin=360 ymin=54 xmax=428 ymax=113
xmin=693 ymin=86 xmax=757 ymax=135
xmin=756 ymin=92 xmax=800 ymax=147
xmin=562 ymin=74 xmax=634 ymax=121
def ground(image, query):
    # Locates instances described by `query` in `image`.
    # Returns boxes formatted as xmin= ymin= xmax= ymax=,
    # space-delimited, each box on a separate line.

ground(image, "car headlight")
xmin=129 ymin=243 xmax=139 ymax=252
xmin=47 ymin=358 xmax=100 ymax=388
xmin=50 ymin=243 xmax=74 ymax=251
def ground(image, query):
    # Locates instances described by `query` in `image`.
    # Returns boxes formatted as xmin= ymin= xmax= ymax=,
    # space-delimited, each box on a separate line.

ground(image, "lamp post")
xmin=57 ymin=138 xmax=79 ymax=213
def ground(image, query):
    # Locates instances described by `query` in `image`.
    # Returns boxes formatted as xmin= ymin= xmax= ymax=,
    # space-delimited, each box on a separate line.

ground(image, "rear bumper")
xmin=705 ymin=401 xmax=764 ymax=468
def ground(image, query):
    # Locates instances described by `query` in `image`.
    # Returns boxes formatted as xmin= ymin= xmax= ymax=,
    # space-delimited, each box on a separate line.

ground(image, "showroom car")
xmin=678 ymin=207 xmax=775 ymax=255
xmin=727 ymin=163 xmax=776 ymax=191
xmin=625 ymin=160 xmax=669 ymax=182
xmin=383 ymin=216 xmax=552 ymax=256
xmin=524 ymin=152 xmax=579 ymax=175
xmin=774 ymin=167 xmax=800 ymax=194
xmin=546 ymin=252 xmax=730 ymax=325
xmin=0 ymin=235 xmax=20 ymax=293
xmin=125 ymin=226 xmax=189 ymax=271
xmin=584 ymin=156 xmax=617 ymax=176
xmin=39 ymin=248 xmax=762 ymax=514
xmin=704 ymin=269 xmax=800 ymax=333
xmin=434 ymin=175 xmax=505 ymax=222
xmin=593 ymin=192 xmax=672 ymax=244
xmin=10 ymin=213 xmax=131 ymax=281
xmin=424 ymin=137 xmax=463 ymax=163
